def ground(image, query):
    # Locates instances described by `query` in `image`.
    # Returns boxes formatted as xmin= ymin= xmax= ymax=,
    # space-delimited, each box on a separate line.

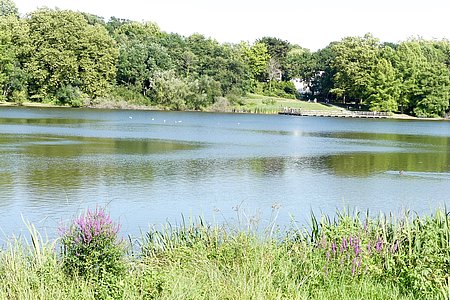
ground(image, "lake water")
xmin=0 ymin=107 xmax=449 ymax=240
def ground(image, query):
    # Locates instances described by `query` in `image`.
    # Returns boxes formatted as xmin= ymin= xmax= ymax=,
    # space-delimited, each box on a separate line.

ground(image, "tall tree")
xmin=238 ymin=41 xmax=270 ymax=82
xmin=26 ymin=9 xmax=118 ymax=104
xmin=186 ymin=34 xmax=250 ymax=95
xmin=284 ymin=47 xmax=311 ymax=80
xmin=365 ymin=57 xmax=401 ymax=112
xmin=257 ymin=36 xmax=291 ymax=62
xmin=0 ymin=0 xmax=18 ymax=17
xmin=0 ymin=15 xmax=28 ymax=101
xmin=310 ymin=43 xmax=338 ymax=100
xmin=331 ymin=34 xmax=380 ymax=102
xmin=257 ymin=36 xmax=291 ymax=79
xmin=395 ymin=39 xmax=450 ymax=117
xmin=112 ymin=20 xmax=172 ymax=95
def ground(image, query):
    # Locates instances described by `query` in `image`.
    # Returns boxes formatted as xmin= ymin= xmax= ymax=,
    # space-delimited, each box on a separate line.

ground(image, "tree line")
xmin=1 ymin=0 xmax=449 ymax=117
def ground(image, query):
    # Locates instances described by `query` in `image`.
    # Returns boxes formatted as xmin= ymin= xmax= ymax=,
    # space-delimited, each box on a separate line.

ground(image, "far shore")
xmin=0 ymin=100 xmax=447 ymax=121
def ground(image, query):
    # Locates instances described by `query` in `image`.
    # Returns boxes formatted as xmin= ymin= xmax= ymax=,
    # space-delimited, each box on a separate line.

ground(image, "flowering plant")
xmin=60 ymin=207 xmax=125 ymax=279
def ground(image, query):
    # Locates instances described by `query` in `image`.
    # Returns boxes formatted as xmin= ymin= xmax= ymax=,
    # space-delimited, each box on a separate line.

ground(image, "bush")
xmin=111 ymin=85 xmax=150 ymax=105
xmin=60 ymin=208 xmax=125 ymax=280
xmin=262 ymin=81 xmax=299 ymax=99
xmin=11 ymin=90 xmax=28 ymax=105
xmin=56 ymin=85 xmax=84 ymax=107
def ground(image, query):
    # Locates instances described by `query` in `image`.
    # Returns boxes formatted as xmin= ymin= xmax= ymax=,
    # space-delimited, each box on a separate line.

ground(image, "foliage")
xmin=284 ymin=46 xmax=312 ymax=80
xmin=299 ymin=208 xmax=450 ymax=298
xmin=257 ymin=36 xmax=291 ymax=79
xmin=365 ymin=57 xmax=401 ymax=112
xmin=55 ymin=85 xmax=85 ymax=107
xmin=148 ymin=70 xmax=190 ymax=110
xmin=59 ymin=207 xmax=126 ymax=299
xmin=331 ymin=34 xmax=381 ymax=101
xmin=0 ymin=2 xmax=449 ymax=116
xmin=1 ymin=209 xmax=449 ymax=298
xmin=0 ymin=0 xmax=18 ymax=17
xmin=0 ymin=14 xmax=28 ymax=101
xmin=262 ymin=80 xmax=298 ymax=99
xmin=394 ymin=39 xmax=450 ymax=117
xmin=239 ymin=41 xmax=270 ymax=83
xmin=25 ymin=9 xmax=118 ymax=102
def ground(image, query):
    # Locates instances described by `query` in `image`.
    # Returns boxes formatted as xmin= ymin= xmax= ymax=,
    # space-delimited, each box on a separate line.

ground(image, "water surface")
xmin=0 ymin=107 xmax=449 ymax=239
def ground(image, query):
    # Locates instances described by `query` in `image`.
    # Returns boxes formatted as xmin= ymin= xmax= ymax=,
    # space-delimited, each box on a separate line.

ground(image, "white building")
xmin=291 ymin=78 xmax=310 ymax=95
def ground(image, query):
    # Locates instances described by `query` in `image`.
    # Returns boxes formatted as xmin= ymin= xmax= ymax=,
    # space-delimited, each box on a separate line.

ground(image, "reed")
xmin=0 ymin=208 xmax=448 ymax=299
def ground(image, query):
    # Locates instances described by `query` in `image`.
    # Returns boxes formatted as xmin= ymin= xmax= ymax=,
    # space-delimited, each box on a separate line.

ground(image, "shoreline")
xmin=0 ymin=208 xmax=448 ymax=299
xmin=0 ymin=101 xmax=447 ymax=121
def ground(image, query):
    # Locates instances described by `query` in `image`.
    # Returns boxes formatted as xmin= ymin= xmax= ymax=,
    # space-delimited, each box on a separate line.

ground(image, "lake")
xmin=0 ymin=107 xmax=449 ymax=239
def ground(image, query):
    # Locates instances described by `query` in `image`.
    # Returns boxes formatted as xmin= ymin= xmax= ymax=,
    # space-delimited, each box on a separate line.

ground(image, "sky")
xmin=13 ymin=0 xmax=450 ymax=51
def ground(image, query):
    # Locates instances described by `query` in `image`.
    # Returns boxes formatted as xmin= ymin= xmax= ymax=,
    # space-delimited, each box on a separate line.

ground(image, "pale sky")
xmin=13 ymin=0 xmax=450 ymax=50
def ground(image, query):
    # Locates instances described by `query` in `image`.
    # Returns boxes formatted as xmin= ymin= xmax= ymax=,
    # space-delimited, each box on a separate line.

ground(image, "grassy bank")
xmin=0 ymin=93 xmax=336 ymax=115
xmin=1 ymin=209 xmax=449 ymax=299
xmin=229 ymin=94 xmax=336 ymax=114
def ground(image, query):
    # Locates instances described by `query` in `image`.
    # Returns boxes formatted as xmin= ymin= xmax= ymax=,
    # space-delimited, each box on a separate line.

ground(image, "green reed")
xmin=0 ymin=208 xmax=448 ymax=299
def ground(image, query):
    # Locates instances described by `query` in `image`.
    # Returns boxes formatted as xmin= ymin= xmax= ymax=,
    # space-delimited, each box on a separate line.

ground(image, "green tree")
xmin=26 ymin=9 xmax=118 ymax=104
xmin=149 ymin=70 xmax=191 ymax=110
xmin=158 ymin=33 xmax=189 ymax=75
xmin=112 ymin=21 xmax=160 ymax=44
xmin=186 ymin=34 xmax=250 ymax=95
xmin=395 ymin=39 xmax=450 ymax=117
xmin=112 ymin=21 xmax=173 ymax=95
xmin=105 ymin=16 xmax=130 ymax=35
xmin=238 ymin=41 xmax=270 ymax=82
xmin=365 ymin=57 xmax=400 ymax=112
xmin=310 ymin=44 xmax=338 ymax=101
xmin=331 ymin=34 xmax=381 ymax=102
xmin=81 ymin=12 xmax=105 ymax=26
xmin=0 ymin=0 xmax=18 ymax=17
xmin=284 ymin=47 xmax=312 ymax=80
xmin=257 ymin=36 xmax=291 ymax=79
xmin=0 ymin=15 xmax=28 ymax=101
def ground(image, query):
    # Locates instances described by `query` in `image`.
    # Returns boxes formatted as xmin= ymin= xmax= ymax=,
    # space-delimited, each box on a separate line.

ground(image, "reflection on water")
xmin=324 ymin=151 xmax=450 ymax=177
xmin=385 ymin=171 xmax=450 ymax=180
xmin=0 ymin=107 xmax=449 ymax=239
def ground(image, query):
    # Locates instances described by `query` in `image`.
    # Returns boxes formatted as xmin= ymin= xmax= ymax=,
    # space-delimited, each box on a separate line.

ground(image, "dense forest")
xmin=1 ymin=0 xmax=450 ymax=117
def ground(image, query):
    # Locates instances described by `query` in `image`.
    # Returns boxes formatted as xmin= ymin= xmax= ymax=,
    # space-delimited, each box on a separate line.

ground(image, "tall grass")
xmin=0 ymin=208 xmax=448 ymax=299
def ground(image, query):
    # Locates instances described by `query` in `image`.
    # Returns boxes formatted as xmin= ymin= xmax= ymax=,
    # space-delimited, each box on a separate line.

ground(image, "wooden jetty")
xmin=279 ymin=109 xmax=389 ymax=119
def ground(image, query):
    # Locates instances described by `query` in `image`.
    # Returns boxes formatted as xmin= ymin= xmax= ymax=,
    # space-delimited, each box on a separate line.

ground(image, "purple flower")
xmin=391 ymin=240 xmax=399 ymax=253
xmin=331 ymin=242 xmax=337 ymax=254
xmin=61 ymin=207 xmax=120 ymax=247
xmin=354 ymin=242 xmax=361 ymax=256
xmin=341 ymin=237 xmax=348 ymax=253
xmin=375 ymin=237 xmax=383 ymax=253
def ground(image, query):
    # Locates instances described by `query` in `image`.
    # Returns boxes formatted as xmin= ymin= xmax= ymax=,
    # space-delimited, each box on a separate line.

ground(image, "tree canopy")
xmin=0 ymin=0 xmax=449 ymax=117
xmin=25 ymin=9 xmax=118 ymax=105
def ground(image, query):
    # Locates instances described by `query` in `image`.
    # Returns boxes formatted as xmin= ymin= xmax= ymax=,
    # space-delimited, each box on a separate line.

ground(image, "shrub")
xmin=11 ymin=90 xmax=28 ymax=105
xmin=56 ymin=85 xmax=84 ymax=107
xmin=59 ymin=208 xmax=125 ymax=280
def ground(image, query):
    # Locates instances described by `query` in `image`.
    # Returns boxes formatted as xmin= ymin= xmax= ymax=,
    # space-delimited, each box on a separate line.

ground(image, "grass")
xmin=0 ymin=209 xmax=449 ymax=299
xmin=230 ymin=94 xmax=338 ymax=114
xmin=1 ymin=93 xmax=337 ymax=115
